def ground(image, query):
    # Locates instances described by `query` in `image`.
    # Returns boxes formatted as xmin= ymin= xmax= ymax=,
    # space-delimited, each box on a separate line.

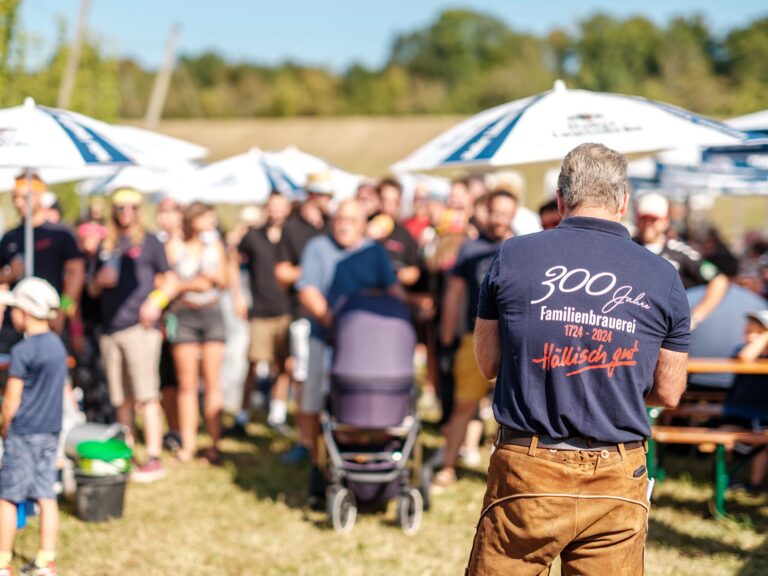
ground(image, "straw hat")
xmin=306 ymin=171 xmax=334 ymax=195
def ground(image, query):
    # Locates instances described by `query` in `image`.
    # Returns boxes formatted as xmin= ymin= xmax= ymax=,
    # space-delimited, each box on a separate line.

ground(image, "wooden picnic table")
xmin=687 ymin=358 xmax=768 ymax=375
xmin=648 ymin=357 xmax=768 ymax=518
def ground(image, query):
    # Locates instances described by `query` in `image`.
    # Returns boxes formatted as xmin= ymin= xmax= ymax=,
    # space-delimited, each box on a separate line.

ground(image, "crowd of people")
xmin=0 ymin=164 xmax=767 ymax=572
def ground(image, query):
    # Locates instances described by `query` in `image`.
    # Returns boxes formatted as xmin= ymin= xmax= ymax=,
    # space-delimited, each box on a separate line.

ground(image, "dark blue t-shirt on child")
xmin=478 ymin=217 xmax=690 ymax=443
xmin=8 ymin=332 xmax=68 ymax=434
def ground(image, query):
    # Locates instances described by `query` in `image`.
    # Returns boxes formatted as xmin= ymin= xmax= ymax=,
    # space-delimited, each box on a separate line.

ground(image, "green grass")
xmin=10 ymin=419 xmax=768 ymax=575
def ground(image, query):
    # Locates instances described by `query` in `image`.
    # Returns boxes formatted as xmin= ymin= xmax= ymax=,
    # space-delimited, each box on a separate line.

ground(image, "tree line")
xmin=1 ymin=5 xmax=768 ymax=121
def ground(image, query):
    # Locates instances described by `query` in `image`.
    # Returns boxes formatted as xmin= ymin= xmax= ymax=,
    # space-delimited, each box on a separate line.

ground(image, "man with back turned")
xmin=467 ymin=143 xmax=690 ymax=575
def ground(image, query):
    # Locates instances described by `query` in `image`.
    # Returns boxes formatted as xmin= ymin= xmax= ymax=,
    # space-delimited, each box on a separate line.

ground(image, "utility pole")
xmin=145 ymin=23 xmax=180 ymax=130
xmin=57 ymin=0 xmax=91 ymax=109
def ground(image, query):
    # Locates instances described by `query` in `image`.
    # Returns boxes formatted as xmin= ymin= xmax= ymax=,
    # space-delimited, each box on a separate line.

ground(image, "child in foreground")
xmin=0 ymin=278 xmax=67 ymax=576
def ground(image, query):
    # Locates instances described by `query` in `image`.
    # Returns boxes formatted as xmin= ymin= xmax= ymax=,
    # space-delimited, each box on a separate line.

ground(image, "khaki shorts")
xmin=249 ymin=314 xmax=291 ymax=365
xmin=100 ymin=325 xmax=163 ymax=407
xmin=453 ymin=334 xmax=492 ymax=402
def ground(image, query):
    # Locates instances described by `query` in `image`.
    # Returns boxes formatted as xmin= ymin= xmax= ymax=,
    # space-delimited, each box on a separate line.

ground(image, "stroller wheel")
xmin=328 ymin=487 xmax=357 ymax=534
xmin=397 ymin=488 xmax=424 ymax=535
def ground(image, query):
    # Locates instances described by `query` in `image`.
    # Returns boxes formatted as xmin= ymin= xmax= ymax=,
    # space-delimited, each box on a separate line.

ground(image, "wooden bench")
xmin=649 ymin=426 xmax=768 ymax=518
xmin=681 ymin=390 xmax=727 ymax=403
xmin=661 ymin=404 xmax=724 ymax=418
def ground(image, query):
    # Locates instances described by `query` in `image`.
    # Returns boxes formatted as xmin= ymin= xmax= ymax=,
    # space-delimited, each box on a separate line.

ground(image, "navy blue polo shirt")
xmin=478 ymin=216 xmax=690 ymax=443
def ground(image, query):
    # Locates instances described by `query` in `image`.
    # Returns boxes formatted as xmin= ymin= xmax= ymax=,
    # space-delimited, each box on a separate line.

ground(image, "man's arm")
xmin=59 ymin=257 xmax=85 ymax=321
xmin=645 ymin=349 xmax=688 ymax=408
xmin=474 ymin=318 xmax=500 ymax=381
xmin=298 ymin=286 xmax=329 ymax=325
xmin=275 ymin=261 xmax=301 ymax=288
xmin=397 ymin=265 xmax=420 ymax=287
xmin=691 ymin=273 xmax=729 ymax=329
xmin=439 ymin=276 xmax=466 ymax=346
xmin=2 ymin=377 xmax=23 ymax=438
xmin=229 ymin=245 xmax=248 ymax=319
xmin=139 ymin=270 xmax=179 ymax=328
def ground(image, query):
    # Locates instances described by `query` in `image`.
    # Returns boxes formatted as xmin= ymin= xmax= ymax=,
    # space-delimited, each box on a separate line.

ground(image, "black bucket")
xmin=75 ymin=473 xmax=128 ymax=522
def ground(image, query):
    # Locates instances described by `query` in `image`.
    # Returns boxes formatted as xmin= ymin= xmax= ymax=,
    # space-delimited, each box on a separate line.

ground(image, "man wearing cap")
xmin=467 ymin=143 xmax=690 ymax=575
xmin=634 ymin=192 xmax=729 ymax=329
xmin=87 ymin=188 xmax=178 ymax=482
xmin=275 ymin=172 xmax=333 ymax=463
xmin=0 ymin=174 xmax=84 ymax=347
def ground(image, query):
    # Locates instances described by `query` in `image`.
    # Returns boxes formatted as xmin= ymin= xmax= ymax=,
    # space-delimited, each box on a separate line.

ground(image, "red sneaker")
xmin=130 ymin=458 xmax=167 ymax=483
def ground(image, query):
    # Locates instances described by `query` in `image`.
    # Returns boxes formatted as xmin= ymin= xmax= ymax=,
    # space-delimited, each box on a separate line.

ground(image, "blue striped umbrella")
xmin=0 ymin=97 xmax=205 ymax=274
xmin=393 ymin=80 xmax=746 ymax=173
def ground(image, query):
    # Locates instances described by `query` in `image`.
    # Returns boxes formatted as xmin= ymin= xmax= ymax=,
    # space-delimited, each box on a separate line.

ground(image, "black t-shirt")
xmin=380 ymin=222 xmax=419 ymax=271
xmin=277 ymin=212 xmax=329 ymax=267
xmin=93 ymin=234 xmax=170 ymax=334
xmin=634 ymin=237 xmax=719 ymax=289
xmin=0 ymin=221 xmax=82 ymax=293
xmin=480 ymin=217 xmax=691 ymax=443
xmin=239 ymin=226 xmax=291 ymax=318
xmin=276 ymin=211 xmax=328 ymax=317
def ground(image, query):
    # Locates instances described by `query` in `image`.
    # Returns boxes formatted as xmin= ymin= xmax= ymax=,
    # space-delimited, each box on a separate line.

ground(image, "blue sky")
xmin=21 ymin=0 xmax=768 ymax=71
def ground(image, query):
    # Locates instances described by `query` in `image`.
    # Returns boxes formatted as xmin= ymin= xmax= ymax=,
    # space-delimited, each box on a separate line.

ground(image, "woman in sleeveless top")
xmin=167 ymin=202 xmax=228 ymax=464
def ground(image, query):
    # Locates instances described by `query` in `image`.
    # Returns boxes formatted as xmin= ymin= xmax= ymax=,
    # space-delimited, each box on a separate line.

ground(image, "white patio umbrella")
xmin=263 ymin=146 xmax=362 ymax=200
xmin=0 ymin=122 xmax=208 ymax=193
xmin=727 ymin=109 xmax=768 ymax=133
xmin=392 ymin=80 xmax=745 ymax=174
xmin=76 ymin=162 xmax=201 ymax=197
xmin=168 ymin=147 xmax=362 ymax=205
xmin=0 ymin=97 xmax=194 ymax=274
xmin=167 ymin=148 xmax=300 ymax=204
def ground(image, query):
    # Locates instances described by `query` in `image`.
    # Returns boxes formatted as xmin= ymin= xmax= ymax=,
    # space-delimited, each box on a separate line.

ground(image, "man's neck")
xmin=29 ymin=212 xmax=47 ymax=227
xmin=565 ymin=206 xmax=621 ymax=222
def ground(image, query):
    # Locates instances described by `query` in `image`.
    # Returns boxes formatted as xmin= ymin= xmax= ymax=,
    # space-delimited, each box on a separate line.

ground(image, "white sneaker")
xmin=459 ymin=449 xmax=482 ymax=467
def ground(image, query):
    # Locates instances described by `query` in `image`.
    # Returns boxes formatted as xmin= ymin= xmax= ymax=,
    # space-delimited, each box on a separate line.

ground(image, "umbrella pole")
xmin=24 ymin=169 xmax=34 ymax=279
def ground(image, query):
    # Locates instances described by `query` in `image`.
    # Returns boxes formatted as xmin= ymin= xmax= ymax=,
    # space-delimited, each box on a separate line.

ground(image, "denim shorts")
xmin=0 ymin=432 xmax=59 ymax=503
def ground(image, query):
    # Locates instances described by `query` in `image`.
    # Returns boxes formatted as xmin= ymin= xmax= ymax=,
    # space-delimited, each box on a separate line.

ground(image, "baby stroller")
xmin=320 ymin=293 xmax=427 ymax=534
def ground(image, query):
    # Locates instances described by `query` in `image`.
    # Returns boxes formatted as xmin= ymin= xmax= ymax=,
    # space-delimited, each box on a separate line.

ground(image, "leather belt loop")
xmin=495 ymin=426 xmax=502 ymax=447
xmin=618 ymin=442 xmax=627 ymax=461
xmin=528 ymin=434 xmax=539 ymax=457
xmin=643 ymin=439 xmax=649 ymax=454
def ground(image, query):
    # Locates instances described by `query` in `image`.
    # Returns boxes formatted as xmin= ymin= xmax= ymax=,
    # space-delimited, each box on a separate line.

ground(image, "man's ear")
xmin=556 ymin=190 xmax=565 ymax=217
xmin=619 ymin=191 xmax=630 ymax=218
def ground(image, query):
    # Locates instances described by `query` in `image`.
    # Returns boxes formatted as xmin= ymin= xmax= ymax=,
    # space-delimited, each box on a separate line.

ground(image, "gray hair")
xmin=557 ymin=143 xmax=627 ymax=213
